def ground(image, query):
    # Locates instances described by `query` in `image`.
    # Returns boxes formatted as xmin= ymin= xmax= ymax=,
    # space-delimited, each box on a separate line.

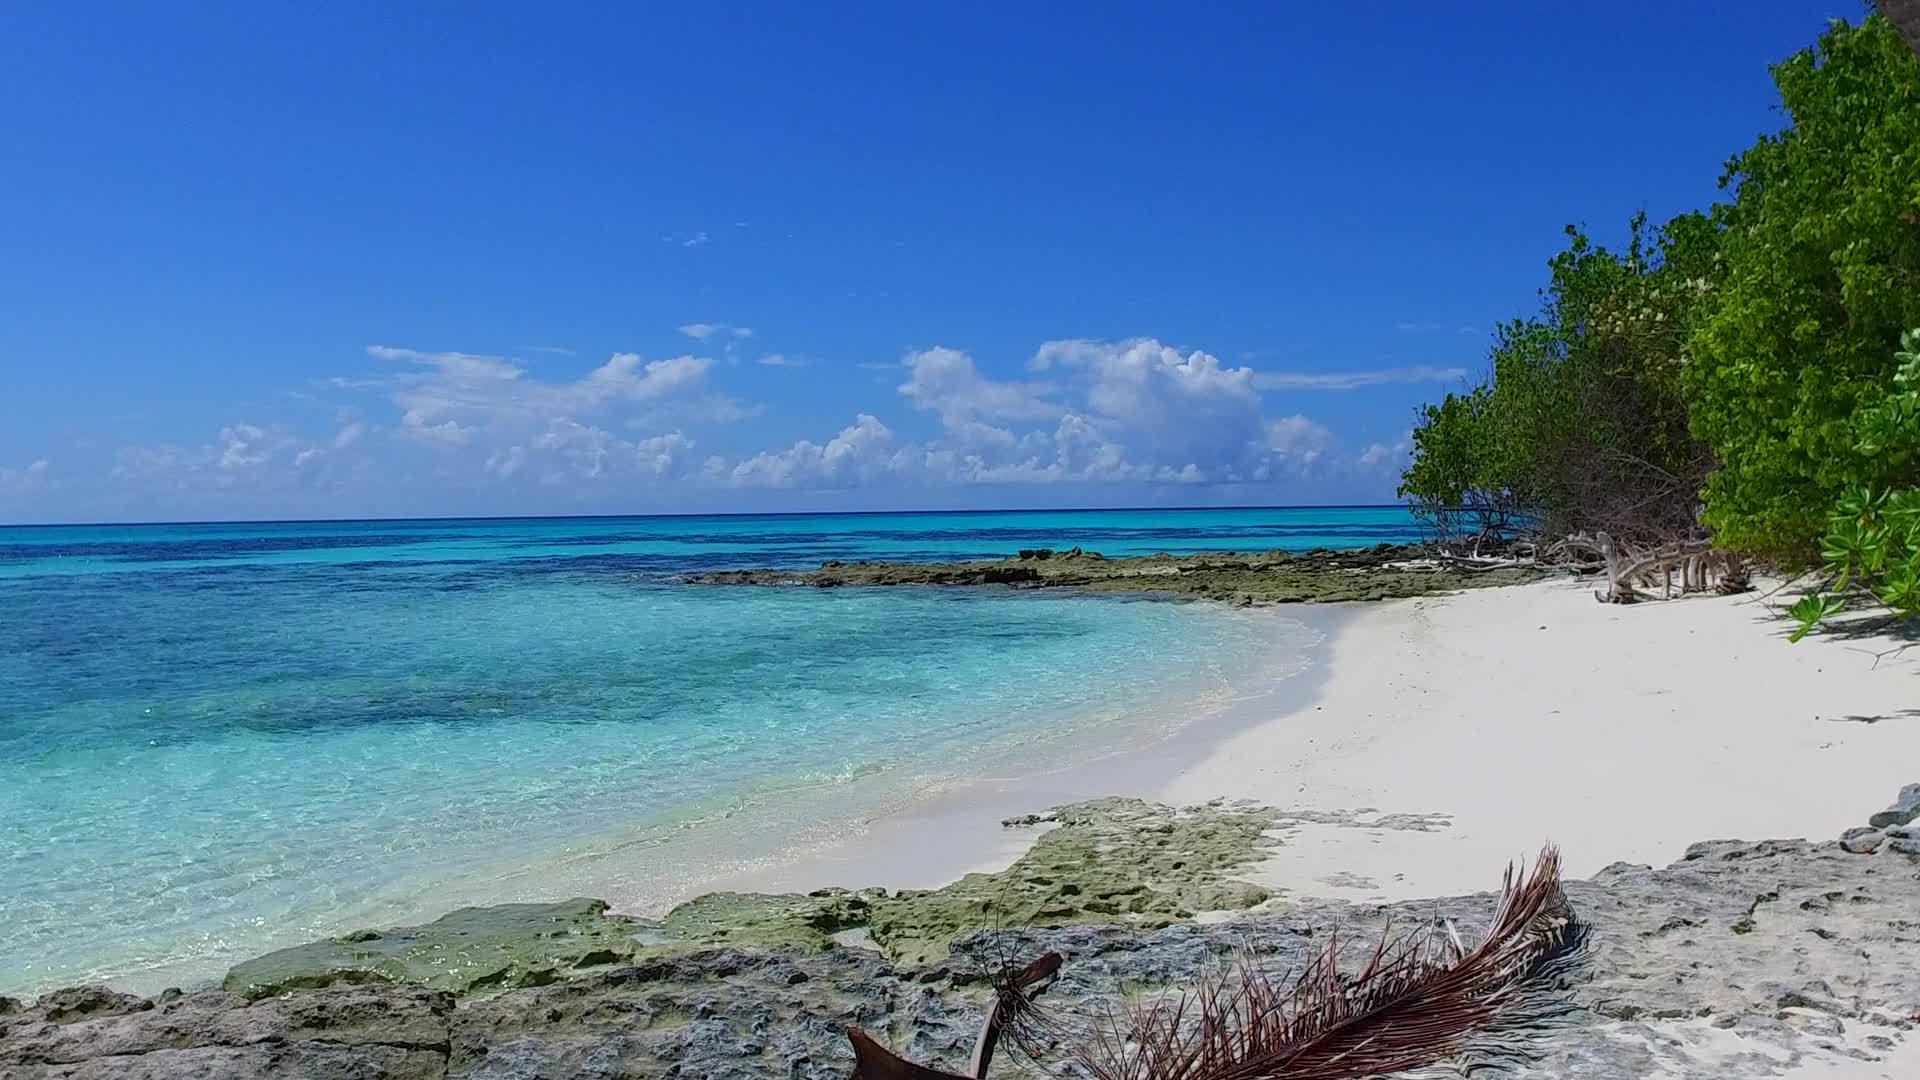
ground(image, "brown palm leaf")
xmin=1075 ymin=845 xmax=1583 ymax=1080
xmin=848 ymin=951 xmax=1063 ymax=1079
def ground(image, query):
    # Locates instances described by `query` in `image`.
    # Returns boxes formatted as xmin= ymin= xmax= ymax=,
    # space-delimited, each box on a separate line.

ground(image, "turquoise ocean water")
xmin=0 ymin=506 xmax=1417 ymax=995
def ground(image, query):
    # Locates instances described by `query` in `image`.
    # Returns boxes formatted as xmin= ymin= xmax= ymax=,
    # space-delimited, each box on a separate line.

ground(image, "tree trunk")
xmin=1884 ymin=0 xmax=1920 ymax=56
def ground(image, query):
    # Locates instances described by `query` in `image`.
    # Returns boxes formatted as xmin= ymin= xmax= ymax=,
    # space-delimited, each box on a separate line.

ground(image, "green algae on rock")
xmin=220 ymin=799 xmax=1286 ymax=998
xmin=658 ymin=797 xmax=1282 ymax=967
xmin=223 ymin=898 xmax=644 ymax=1000
xmin=683 ymin=543 xmax=1545 ymax=605
xmin=658 ymin=888 xmax=886 ymax=953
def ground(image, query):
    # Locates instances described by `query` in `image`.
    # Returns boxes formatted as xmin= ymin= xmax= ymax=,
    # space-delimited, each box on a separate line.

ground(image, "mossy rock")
xmin=223 ymin=898 xmax=642 ymax=999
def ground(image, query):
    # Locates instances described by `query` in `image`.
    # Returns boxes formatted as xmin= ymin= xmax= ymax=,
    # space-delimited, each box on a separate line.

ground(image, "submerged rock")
xmin=684 ymin=543 xmax=1547 ymax=605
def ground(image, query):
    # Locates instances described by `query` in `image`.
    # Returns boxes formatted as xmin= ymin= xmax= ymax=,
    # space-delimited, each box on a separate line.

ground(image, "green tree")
xmin=1792 ymin=328 xmax=1920 ymax=638
xmin=1685 ymin=14 xmax=1920 ymax=558
xmin=1400 ymin=214 xmax=1716 ymax=545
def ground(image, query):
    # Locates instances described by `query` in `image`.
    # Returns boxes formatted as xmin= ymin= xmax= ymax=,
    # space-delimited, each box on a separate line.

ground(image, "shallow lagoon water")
xmin=0 ymin=507 xmax=1414 ymax=994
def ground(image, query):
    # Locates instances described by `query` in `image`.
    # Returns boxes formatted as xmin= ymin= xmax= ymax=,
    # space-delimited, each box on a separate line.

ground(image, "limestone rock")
xmin=1868 ymin=782 xmax=1920 ymax=829
xmin=1840 ymin=825 xmax=1886 ymax=854
xmin=13 ymin=784 xmax=1920 ymax=1078
xmin=684 ymin=543 xmax=1545 ymax=605
xmin=223 ymin=898 xmax=642 ymax=999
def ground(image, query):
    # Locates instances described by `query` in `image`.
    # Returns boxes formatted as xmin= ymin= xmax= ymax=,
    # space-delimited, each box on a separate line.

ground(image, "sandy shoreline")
xmin=1162 ymin=578 xmax=1920 ymax=904
xmin=733 ymin=576 xmax=1920 ymax=908
xmin=704 ymin=601 xmax=1342 ymax=896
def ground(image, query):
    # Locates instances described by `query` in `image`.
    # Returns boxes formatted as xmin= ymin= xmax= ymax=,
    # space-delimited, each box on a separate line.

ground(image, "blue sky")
xmin=0 ymin=2 xmax=1862 ymax=523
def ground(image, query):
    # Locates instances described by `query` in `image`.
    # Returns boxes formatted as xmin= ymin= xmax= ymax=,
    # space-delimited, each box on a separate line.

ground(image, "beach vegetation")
xmin=1685 ymin=12 xmax=1920 ymax=559
xmin=1399 ymin=213 xmax=1715 ymax=549
xmin=1402 ymin=12 xmax=1920 ymax=622
xmin=1791 ymin=328 xmax=1920 ymax=640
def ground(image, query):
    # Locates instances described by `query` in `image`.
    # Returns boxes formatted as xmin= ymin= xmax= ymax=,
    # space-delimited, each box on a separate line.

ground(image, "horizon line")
xmin=0 ymin=502 xmax=1412 ymax=531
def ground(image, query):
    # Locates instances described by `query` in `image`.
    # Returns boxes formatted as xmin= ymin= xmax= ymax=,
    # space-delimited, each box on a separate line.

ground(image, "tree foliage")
xmin=1403 ymin=13 xmax=1920 ymax=590
xmin=1684 ymin=14 xmax=1920 ymax=557
xmin=1791 ymin=329 xmax=1920 ymax=638
xmin=1399 ymin=214 xmax=1716 ymax=546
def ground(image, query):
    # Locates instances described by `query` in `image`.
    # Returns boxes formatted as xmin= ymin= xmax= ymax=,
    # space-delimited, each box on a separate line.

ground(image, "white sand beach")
xmin=1162 ymin=578 xmax=1920 ymax=903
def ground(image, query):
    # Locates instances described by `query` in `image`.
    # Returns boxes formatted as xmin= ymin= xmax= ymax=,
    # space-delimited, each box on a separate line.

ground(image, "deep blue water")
xmin=0 ymin=506 xmax=1413 ymax=994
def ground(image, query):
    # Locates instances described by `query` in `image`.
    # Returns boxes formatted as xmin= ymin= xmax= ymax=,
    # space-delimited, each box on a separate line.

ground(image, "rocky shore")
xmin=684 ymin=543 xmax=1546 ymax=605
xmin=5 ymin=787 xmax=1918 ymax=1079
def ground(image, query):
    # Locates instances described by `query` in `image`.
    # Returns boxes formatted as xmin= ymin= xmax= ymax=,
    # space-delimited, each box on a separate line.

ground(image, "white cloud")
xmin=728 ymin=414 xmax=901 ymax=489
xmin=366 ymin=346 xmax=716 ymax=447
xmin=1252 ymin=365 xmax=1466 ymax=391
xmin=707 ymin=338 xmax=1366 ymax=493
xmin=401 ymin=414 xmax=475 ymax=447
xmin=217 ymin=424 xmax=271 ymax=470
xmin=1031 ymin=338 xmax=1265 ymax=473
xmin=1357 ymin=432 xmax=1414 ymax=469
xmin=899 ymin=347 xmax=1058 ymax=427
xmin=485 ymin=446 xmax=527 ymax=479
xmin=0 ymin=459 xmax=50 ymax=497
xmin=481 ymin=422 xmax=699 ymax=486
xmin=634 ymin=432 xmax=696 ymax=476
xmin=113 ymin=419 xmax=369 ymax=493
xmin=1265 ymin=414 xmax=1334 ymax=460
xmin=84 ymin=335 xmax=1408 ymax=512
xmin=678 ymin=323 xmax=753 ymax=341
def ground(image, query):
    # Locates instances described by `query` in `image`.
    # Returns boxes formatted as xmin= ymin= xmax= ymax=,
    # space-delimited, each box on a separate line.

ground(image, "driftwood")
xmin=1589 ymin=532 xmax=1750 ymax=604
xmin=1430 ymin=528 xmax=1754 ymax=604
xmin=849 ymin=848 xmax=1582 ymax=1080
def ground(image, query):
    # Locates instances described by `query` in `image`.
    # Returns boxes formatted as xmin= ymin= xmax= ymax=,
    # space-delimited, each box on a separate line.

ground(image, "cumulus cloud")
xmin=479 ymin=422 xmax=701 ymax=487
xmin=728 ymin=415 xmax=901 ymax=489
xmin=1357 ymin=432 xmax=1414 ymax=470
xmin=1264 ymin=414 xmax=1334 ymax=461
xmin=366 ymin=346 xmax=716 ymax=447
xmin=90 ymin=334 xmax=1408 ymax=512
xmin=1032 ymin=338 xmax=1266 ymax=475
xmin=899 ymin=347 xmax=1058 ymax=427
xmin=1252 ymin=365 xmax=1466 ymax=391
xmin=710 ymin=338 xmax=1366 ymax=493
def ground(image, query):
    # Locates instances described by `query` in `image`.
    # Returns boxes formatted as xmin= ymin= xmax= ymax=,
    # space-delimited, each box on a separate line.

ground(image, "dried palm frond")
xmin=848 ymin=951 xmax=1063 ymax=1080
xmin=1076 ymin=845 xmax=1582 ymax=1080
xmin=845 ymin=847 xmax=1582 ymax=1080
